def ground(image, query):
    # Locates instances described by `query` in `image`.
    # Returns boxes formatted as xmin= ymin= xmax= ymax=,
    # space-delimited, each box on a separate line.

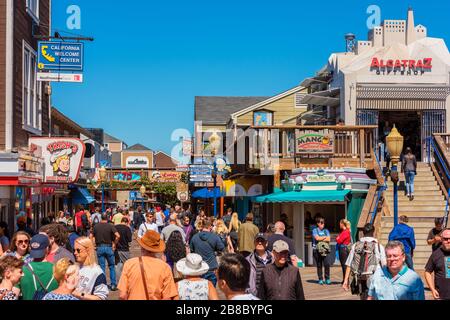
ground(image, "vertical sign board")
xmin=38 ymin=42 xmax=84 ymax=71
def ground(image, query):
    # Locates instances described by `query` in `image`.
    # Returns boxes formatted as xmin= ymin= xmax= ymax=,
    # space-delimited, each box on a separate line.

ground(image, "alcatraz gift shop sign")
xmin=296 ymin=130 xmax=334 ymax=155
xmin=29 ymin=138 xmax=86 ymax=184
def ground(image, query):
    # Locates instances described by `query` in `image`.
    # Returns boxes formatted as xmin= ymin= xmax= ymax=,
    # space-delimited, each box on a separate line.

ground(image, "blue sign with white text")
xmin=38 ymin=41 xmax=84 ymax=71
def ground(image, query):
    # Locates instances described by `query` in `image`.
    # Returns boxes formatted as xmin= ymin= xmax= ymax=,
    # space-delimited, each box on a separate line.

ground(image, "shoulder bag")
xmin=139 ymin=257 xmax=150 ymax=300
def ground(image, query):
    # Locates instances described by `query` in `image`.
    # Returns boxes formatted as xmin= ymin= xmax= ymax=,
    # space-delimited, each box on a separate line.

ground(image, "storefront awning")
xmin=192 ymin=187 xmax=224 ymax=199
xmin=301 ymin=88 xmax=340 ymax=107
xmin=72 ymin=187 xmax=96 ymax=205
xmin=255 ymin=189 xmax=350 ymax=203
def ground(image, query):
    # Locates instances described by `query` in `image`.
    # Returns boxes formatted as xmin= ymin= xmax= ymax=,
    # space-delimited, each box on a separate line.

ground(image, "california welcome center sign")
xmin=296 ymin=130 xmax=334 ymax=154
xmin=29 ymin=138 xmax=86 ymax=184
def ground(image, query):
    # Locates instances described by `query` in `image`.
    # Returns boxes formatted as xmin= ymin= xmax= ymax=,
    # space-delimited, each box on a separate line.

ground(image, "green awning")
xmin=254 ymin=189 xmax=351 ymax=203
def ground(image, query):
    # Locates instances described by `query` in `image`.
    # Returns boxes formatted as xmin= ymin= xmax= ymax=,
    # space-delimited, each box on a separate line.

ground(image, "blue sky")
xmin=51 ymin=0 xmax=450 ymax=154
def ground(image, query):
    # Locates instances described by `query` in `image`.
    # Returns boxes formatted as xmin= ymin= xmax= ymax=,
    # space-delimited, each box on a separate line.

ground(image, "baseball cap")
xmin=30 ymin=234 xmax=50 ymax=259
xmin=272 ymin=240 xmax=289 ymax=253
xmin=254 ymin=233 xmax=268 ymax=242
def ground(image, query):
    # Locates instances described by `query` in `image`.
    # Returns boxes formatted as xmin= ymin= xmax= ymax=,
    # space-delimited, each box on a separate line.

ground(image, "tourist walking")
xmin=161 ymin=213 xmax=186 ymax=243
xmin=91 ymin=213 xmax=120 ymax=291
xmin=427 ymin=218 xmax=444 ymax=252
xmin=402 ymin=147 xmax=417 ymax=200
xmin=424 ymin=228 xmax=450 ymax=300
xmin=227 ymin=213 xmax=241 ymax=253
xmin=165 ymin=230 xmax=187 ymax=280
xmin=138 ymin=212 xmax=159 ymax=238
xmin=182 ymin=215 xmax=194 ymax=245
xmin=246 ymin=233 xmax=273 ymax=296
xmin=55 ymin=211 xmax=68 ymax=225
xmin=0 ymin=221 xmax=10 ymax=253
xmin=222 ymin=208 xmax=233 ymax=227
xmin=218 ymin=253 xmax=259 ymax=300
xmin=343 ymin=223 xmax=386 ymax=300
xmin=176 ymin=253 xmax=219 ymax=300
xmin=388 ymin=215 xmax=416 ymax=269
xmin=72 ymin=237 xmax=109 ymax=300
xmin=238 ymin=213 xmax=260 ymax=257
xmin=190 ymin=217 xmax=225 ymax=286
xmin=312 ymin=217 xmax=331 ymax=285
xmin=16 ymin=234 xmax=58 ymax=300
xmin=118 ymin=230 xmax=179 ymax=300
xmin=257 ymin=240 xmax=305 ymax=300
xmin=2 ymin=231 xmax=32 ymax=264
xmin=43 ymin=258 xmax=80 ymax=300
xmin=115 ymin=217 xmax=133 ymax=281
xmin=336 ymin=219 xmax=352 ymax=282
xmin=112 ymin=208 xmax=124 ymax=226
xmin=367 ymin=241 xmax=424 ymax=300
xmin=0 ymin=256 xmax=24 ymax=300
xmin=213 ymin=219 xmax=233 ymax=253
xmin=155 ymin=206 xmax=166 ymax=233
xmin=39 ymin=224 xmax=75 ymax=264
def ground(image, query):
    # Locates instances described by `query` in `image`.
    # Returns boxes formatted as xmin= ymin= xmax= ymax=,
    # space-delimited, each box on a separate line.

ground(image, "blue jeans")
xmin=202 ymin=270 xmax=217 ymax=287
xmin=405 ymin=252 xmax=414 ymax=270
xmin=97 ymin=246 xmax=117 ymax=286
xmin=405 ymin=171 xmax=415 ymax=195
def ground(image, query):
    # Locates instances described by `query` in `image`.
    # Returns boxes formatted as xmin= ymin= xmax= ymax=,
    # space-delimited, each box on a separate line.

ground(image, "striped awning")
xmin=356 ymin=99 xmax=446 ymax=110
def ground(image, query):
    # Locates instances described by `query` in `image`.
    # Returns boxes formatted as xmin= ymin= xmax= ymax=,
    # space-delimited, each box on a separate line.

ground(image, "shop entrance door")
xmin=422 ymin=110 xmax=446 ymax=162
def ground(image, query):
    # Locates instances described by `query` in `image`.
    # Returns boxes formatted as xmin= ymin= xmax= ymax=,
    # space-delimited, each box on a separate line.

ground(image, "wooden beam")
xmin=358 ymin=185 xmax=377 ymax=228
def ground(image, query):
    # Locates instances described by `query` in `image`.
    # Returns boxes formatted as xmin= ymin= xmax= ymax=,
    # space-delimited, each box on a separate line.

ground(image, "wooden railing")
xmin=244 ymin=125 xmax=377 ymax=170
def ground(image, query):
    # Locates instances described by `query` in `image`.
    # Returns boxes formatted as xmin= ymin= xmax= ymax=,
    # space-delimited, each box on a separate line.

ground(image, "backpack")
xmin=317 ymin=241 xmax=331 ymax=257
xmin=81 ymin=213 xmax=89 ymax=229
xmin=92 ymin=214 xmax=100 ymax=227
xmin=350 ymin=241 xmax=381 ymax=281
xmin=26 ymin=264 xmax=54 ymax=300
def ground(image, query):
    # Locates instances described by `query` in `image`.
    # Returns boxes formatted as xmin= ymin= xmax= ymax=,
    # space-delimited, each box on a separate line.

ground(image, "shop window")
xmin=26 ymin=0 xmax=40 ymax=24
xmin=253 ymin=111 xmax=273 ymax=126
xmin=23 ymin=41 xmax=42 ymax=134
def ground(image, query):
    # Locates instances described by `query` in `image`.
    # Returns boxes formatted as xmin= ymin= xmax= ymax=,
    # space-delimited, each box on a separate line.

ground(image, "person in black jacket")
xmin=257 ymin=240 xmax=305 ymax=300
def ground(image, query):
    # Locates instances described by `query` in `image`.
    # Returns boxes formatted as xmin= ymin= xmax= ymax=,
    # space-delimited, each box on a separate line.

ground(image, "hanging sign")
xmin=28 ymin=138 xmax=86 ymax=184
xmin=38 ymin=42 xmax=84 ymax=71
xmin=296 ymin=130 xmax=334 ymax=154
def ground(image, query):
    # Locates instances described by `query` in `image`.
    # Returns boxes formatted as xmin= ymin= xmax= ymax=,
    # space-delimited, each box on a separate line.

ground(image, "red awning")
xmin=0 ymin=177 xmax=19 ymax=186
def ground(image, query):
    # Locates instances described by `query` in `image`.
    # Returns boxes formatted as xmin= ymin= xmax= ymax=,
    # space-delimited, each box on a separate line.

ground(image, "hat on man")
xmin=176 ymin=253 xmax=209 ymax=277
xmin=137 ymin=230 xmax=165 ymax=253
xmin=272 ymin=240 xmax=289 ymax=253
xmin=30 ymin=234 xmax=50 ymax=259
xmin=254 ymin=233 xmax=268 ymax=242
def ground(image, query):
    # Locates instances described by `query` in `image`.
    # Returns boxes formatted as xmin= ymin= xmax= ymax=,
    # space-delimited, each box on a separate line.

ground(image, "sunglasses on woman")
xmin=74 ymin=248 xmax=84 ymax=254
xmin=17 ymin=240 xmax=29 ymax=245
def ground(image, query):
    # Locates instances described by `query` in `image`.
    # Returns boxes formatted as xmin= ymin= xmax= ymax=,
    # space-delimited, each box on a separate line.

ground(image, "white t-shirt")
xmin=231 ymin=294 xmax=260 ymax=300
xmin=138 ymin=222 xmax=159 ymax=238
xmin=155 ymin=211 xmax=165 ymax=227
xmin=128 ymin=211 xmax=134 ymax=222
xmin=77 ymin=265 xmax=109 ymax=300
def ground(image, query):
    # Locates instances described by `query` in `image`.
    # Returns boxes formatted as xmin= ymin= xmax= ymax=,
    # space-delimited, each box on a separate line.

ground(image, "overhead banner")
xmin=38 ymin=42 xmax=84 ymax=71
xmin=29 ymin=138 xmax=86 ymax=184
xmin=296 ymin=130 xmax=334 ymax=155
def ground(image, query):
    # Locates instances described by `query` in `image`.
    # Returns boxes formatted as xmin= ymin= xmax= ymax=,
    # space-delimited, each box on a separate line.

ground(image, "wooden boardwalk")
xmin=108 ymin=237 xmax=433 ymax=300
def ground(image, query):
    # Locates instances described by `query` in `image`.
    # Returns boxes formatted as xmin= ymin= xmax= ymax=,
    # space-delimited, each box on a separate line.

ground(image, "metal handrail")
xmin=427 ymin=136 xmax=450 ymax=228
xmin=370 ymin=146 xmax=387 ymax=225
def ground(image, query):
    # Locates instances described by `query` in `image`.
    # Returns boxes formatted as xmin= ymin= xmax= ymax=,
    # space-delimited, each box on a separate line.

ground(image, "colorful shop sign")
xmin=29 ymin=138 xmax=86 ymax=184
xmin=370 ymin=57 xmax=432 ymax=75
xmin=150 ymin=171 xmax=182 ymax=183
xmin=37 ymin=41 xmax=84 ymax=71
xmin=296 ymin=130 xmax=334 ymax=154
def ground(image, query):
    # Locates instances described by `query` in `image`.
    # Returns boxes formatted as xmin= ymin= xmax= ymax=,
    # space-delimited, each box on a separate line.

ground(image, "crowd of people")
xmin=0 ymin=202 xmax=448 ymax=301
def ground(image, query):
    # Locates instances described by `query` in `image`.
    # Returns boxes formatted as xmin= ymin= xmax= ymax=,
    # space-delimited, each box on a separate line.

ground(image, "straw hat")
xmin=137 ymin=230 xmax=165 ymax=253
xmin=176 ymin=253 xmax=209 ymax=277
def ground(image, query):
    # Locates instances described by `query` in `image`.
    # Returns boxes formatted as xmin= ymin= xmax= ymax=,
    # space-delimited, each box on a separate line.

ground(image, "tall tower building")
xmin=406 ymin=6 xmax=417 ymax=45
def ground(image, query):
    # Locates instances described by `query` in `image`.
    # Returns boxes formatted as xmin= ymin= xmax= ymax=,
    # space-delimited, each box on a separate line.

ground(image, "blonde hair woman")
xmin=228 ymin=213 xmax=241 ymax=252
xmin=43 ymin=258 xmax=80 ymax=300
xmin=71 ymin=237 xmax=109 ymax=300
xmin=336 ymin=219 xmax=352 ymax=283
xmin=214 ymin=220 xmax=234 ymax=253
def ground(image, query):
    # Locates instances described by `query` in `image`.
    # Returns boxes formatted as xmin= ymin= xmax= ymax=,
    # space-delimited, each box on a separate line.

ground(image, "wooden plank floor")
xmin=108 ymin=236 xmax=434 ymax=300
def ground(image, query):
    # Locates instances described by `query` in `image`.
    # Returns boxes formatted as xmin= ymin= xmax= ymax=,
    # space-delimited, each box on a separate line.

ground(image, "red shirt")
xmin=75 ymin=211 xmax=84 ymax=228
xmin=336 ymin=229 xmax=351 ymax=245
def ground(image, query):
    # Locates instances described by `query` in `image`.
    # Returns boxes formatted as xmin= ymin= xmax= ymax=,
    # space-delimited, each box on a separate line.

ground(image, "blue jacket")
xmin=190 ymin=231 xmax=225 ymax=270
xmin=388 ymin=223 xmax=416 ymax=254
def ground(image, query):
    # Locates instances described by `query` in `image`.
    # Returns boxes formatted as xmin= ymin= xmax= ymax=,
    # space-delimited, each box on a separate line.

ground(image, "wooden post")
xmin=273 ymin=166 xmax=281 ymax=189
xmin=359 ymin=128 xmax=365 ymax=167
xmin=220 ymin=197 xmax=224 ymax=218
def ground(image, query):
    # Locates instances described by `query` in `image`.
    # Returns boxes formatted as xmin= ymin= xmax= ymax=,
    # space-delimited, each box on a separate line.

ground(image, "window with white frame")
xmin=26 ymin=0 xmax=40 ymax=23
xmin=23 ymin=42 xmax=42 ymax=132
xmin=295 ymin=93 xmax=307 ymax=109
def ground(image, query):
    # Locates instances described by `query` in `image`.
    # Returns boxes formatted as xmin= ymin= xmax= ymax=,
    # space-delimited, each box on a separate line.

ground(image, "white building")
xmin=302 ymin=7 xmax=450 ymax=160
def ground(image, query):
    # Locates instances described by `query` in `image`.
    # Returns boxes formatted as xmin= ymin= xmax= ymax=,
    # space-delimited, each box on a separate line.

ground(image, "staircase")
xmin=380 ymin=162 xmax=445 ymax=269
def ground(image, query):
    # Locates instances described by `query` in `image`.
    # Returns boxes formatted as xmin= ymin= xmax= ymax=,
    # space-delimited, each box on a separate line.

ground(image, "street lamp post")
xmin=99 ymin=167 xmax=107 ymax=213
xmin=386 ymin=125 xmax=404 ymax=227
xmin=140 ymin=185 xmax=146 ymax=211
xmin=212 ymin=161 xmax=218 ymax=218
